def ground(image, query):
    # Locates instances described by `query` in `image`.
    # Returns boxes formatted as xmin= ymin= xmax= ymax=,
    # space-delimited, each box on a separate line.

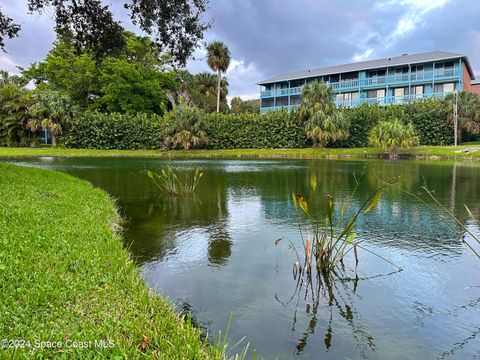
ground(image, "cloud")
xmin=2 ymin=0 xmax=480 ymax=98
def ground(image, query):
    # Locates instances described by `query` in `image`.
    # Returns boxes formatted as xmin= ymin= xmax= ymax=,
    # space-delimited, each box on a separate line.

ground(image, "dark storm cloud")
xmin=1 ymin=0 xmax=479 ymax=98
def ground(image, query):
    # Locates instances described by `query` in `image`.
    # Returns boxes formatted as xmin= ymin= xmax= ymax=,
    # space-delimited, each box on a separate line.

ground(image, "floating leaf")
xmin=364 ymin=191 xmax=382 ymax=214
xmin=274 ymin=237 xmax=284 ymax=246
xmin=326 ymin=195 xmax=334 ymax=225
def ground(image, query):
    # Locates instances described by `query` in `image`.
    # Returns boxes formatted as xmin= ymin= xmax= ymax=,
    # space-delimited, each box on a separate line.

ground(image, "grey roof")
xmin=472 ymin=79 xmax=480 ymax=85
xmin=257 ymin=51 xmax=474 ymax=85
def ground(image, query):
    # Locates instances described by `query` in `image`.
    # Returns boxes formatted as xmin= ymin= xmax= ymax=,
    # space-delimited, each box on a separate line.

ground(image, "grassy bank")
xmin=0 ymin=144 xmax=479 ymax=160
xmin=0 ymin=163 xmax=225 ymax=358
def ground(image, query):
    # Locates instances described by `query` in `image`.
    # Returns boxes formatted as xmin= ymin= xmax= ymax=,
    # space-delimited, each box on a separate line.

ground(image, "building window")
xmin=291 ymin=79 xmax=305 ymax=88
xmin=275 ymin=96 xmax=289 ymax=106
xmin=434 ymin=83 xmax=456 ymax=93
xmin=336 ymin=92 xmax=359 ymax=101
xmin=290 ymin=95 xmax=300 ymax=105
xmin=261 ymin=98 xmax=274 ymax=108
xmin=367 ymin=89 xmax=385 ymax=99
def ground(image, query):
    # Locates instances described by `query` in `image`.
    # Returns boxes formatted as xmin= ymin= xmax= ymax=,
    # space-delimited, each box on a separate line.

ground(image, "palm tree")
xmin=206 ymin=41 xmax=230 ymax=113
xmin=28 ymin=90 xmax=75 ymax=146
xmin=299 ymin=81 xmax=349 ymax=147
xmin=445 ymin=91 xmax=480 ymax=143
xmin=368 ymin=119 xmax=419 ymax=159
xmin=163 ymin=106 xmax=209 ymax=149
xmin=0 ymin=83 xmax=31 ymax=146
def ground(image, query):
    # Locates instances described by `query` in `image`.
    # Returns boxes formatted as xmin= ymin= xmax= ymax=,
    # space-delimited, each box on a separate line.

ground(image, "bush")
xmin=163 ymin=106 xmax=209 ymax=149
xmin=63 ymin=112 xmax=164 ymax=149
xmin=205 ymin=109 xmax=307 ymax=149
xmin=335 ymin=100 xmax=453 ymax=147
xmin=404 ymin=100 xmax=453 ymax=146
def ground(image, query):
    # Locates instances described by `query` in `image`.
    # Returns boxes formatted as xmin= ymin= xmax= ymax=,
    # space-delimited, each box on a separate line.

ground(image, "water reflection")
xmin=3 ymin=157 xmax=480 ymax=359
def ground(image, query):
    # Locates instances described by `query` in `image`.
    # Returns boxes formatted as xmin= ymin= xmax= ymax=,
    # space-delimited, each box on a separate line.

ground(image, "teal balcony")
xmin=260 ymin=68 xmax=461 ymax=98
xmin=335 ymin=92 xmax=450 ymax=108
xmin=260 ymin=92 xmax=451 ymax=113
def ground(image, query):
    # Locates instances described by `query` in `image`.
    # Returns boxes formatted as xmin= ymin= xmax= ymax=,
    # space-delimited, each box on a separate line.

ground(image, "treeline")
xmin=0 ymin=31 xmax=259 ymax=147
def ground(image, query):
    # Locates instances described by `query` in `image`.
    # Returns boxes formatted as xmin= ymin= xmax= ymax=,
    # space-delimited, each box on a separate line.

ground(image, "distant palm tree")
xmin=445 ymin=91 xmax=480 ymax=142
xmin=206 ymin=41 xmax=230 ymax=113
xmin=368 ymin=119 xmax=419 ymax=159
xmin=299 ymin=81 xmax=349 ymax=147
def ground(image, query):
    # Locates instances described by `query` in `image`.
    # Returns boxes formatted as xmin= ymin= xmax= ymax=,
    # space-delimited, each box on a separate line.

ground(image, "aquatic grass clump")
xmin=277 ymin=175 xmax=402 ymax=278
xmin=147 ymin=165 xmax=203 ymax=196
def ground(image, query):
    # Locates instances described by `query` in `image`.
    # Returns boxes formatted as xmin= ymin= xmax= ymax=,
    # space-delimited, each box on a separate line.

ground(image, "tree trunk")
xmin=51 ymin=134 xmax=57 ymax=147
xmin=216 ymin=69 xmax=221 ymax=113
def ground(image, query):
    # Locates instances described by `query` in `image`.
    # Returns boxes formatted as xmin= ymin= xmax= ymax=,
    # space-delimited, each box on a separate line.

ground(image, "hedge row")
xmin=62 ymin=100 xmax=454 ymax=150
xmin=336 ymin=100 xmax=453 ymax=147
xmin=63 ymin=112 xmax=164 ymax=150
xmin=205 ymin=110 xmax=307 ymax=149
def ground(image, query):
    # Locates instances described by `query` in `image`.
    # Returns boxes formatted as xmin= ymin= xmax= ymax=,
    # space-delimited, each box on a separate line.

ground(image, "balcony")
xmin=260 ymin=68 xmax=461 ymax=98
xmin=260 ymin=92 xmax=451 ymax=113
xmin=335 ymin=92 xmax=450 ymax=108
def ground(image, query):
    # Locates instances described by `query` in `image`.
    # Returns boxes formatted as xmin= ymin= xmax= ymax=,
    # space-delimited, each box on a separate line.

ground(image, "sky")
xmin=1 ymin=0 xmax=480 ymax=100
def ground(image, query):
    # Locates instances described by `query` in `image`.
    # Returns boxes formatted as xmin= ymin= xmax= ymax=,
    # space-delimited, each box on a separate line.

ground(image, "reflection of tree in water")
xmin=206 ymin=194 xmax=232 ymax=266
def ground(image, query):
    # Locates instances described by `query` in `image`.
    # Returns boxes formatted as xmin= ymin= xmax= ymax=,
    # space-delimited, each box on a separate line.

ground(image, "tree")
xmin=206 ymin=41 xmax=230 ymax=113
xmin=1 ymin=0 xmax=210 ymax=64
xmin=445 ymin=91 xmax=480 ymax=143
xmin=187 ymin=72 xmax=228 ymax=113
xmin=96 ymin=58 xmax=176 ymax=115
xmin=299 ymin=81 xmax=349 ymax=147
xmin=164 ymin=106 xmax=208 ymax=149
xmin=22 ymin=32 xmax=178 ymax=114
xmin=0 ymin=78 xmax=32 ymax=146
xmin=230 ymin=97 xmax=260 ymax=114
xmin=22 ymin=36 xmax=99 ymax=108
xmin=368 ymin=119 xmax=419 ymax=159
xmin=0 ymin=8 xmax=20 ymax=50
xmin=28 ymin=90 xmax=77 ymax=146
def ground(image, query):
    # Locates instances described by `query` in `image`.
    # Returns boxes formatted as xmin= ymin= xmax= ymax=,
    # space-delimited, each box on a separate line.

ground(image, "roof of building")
xmin=257 ymin=51 xmax=475 ymax=85
xmin=472 ymin=79 xmax=480 ymax=85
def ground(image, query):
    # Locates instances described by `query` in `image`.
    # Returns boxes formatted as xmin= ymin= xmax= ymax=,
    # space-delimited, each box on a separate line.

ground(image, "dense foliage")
xmin=163 ymin=106 xmax=209 ymax=149
xmin=63 ymin=112 xmax=164 ymax=150
xmin=369 ymin=119 xmax=419 ymax=157
xmin=299 ymin=81 xmax=349 ymax=147
xmin=206 ymin=109 xmax=306 ymax=149
xmin=1 ymin=0 xmax=210 ymax=64
xmin=230 ymin=97 xmax=260 ymax=114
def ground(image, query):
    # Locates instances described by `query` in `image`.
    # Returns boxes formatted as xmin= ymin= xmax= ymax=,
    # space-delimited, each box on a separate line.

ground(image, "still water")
xmin=4 ymin=157 xmax=480 ymax=359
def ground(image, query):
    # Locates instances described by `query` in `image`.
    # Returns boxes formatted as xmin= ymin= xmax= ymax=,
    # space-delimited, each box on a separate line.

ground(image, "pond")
xmin=4 ymin=157 xmax=480 ymax=359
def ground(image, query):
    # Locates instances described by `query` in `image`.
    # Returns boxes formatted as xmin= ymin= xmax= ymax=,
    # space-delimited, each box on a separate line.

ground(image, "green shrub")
xmin=206 ymin=109 xmax=307 ymax=149
xmin=163 ymin=106 xmax=209 ymax=149
xmin=335 ymin=100 xmax=453 ymax=147
xmin=63 ymin=112 xmax=164 ymax=149
xmin=404 ymin=100 xmax=453 ymax=146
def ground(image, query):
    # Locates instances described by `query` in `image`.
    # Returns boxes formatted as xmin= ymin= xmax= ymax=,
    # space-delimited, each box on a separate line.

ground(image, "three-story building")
xmin=257 ymin=51 xmax=479 ymax=113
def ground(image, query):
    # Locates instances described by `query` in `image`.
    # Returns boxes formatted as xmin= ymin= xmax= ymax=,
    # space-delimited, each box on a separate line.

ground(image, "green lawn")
xmin=0 ymin=163 xmax=228 ymax=359
xmin=0 ymin=144 xmax=479 ymax=159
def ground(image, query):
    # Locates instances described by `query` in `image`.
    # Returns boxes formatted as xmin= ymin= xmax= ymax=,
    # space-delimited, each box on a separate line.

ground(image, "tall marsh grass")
xmin=147 ymin=165 xmax=203 ymax=196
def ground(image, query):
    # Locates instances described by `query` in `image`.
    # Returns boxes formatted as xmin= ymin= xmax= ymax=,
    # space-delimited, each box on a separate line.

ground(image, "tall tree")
xmin=0 ymin=0 xmax=210 ymax=64
xmin=22 ymin=32 xmax=177 ymax=114
xmin=445 ymin=91 xmax=480 ymax=142
xmin=299 ymin=81 xmax=349 ymax=147
xmin=206 ymin=41 xmax=230 ymax=113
